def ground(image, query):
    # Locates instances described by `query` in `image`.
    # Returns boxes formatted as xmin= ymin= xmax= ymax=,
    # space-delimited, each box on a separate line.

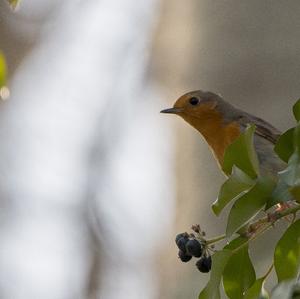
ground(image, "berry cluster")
xmin=175 ymin=225 xmax=212 ymax=273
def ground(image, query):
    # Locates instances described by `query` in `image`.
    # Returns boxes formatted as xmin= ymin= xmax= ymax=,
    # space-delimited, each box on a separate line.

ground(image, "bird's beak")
xmin=160 ymin=107 xmax=183 ymax=114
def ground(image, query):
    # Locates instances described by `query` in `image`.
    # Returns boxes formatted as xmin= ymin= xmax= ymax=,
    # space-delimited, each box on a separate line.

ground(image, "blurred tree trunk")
xmin=0 ymin=1 xmax=169 ymax=299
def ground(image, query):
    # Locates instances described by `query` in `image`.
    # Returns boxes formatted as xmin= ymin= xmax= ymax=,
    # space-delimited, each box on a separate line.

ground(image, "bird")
xmin=161 ymin=90 xmax=286 ymax=176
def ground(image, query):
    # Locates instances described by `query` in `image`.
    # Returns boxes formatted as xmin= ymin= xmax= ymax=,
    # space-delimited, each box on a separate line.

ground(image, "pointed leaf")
xmin=222 ymin=125 xmax=260 ymax=179
xmin=226 ymin=176 xmax=275 ymax=238
xmin=198 ymin=250 xmax=232 ymax=299
xmin=199 ymin=237 xmax=249 ymax=299
xmin=274 ymin=128 xmax=295 ymax=163
xmin=223 ymin=238 xmax=256 ymax=299
xmin=293 ymin=99 xmax=300 ymax=122
xmin=274 ymin=219 xmax=300 ymax=282
xmin=212 ymin=167 xmax=254 ymax=216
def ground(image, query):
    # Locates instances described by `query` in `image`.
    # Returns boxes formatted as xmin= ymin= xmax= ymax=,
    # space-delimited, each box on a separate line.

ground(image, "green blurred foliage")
xmin=0 ymin=51 xmax=7 ymax=88
xmin=7 ymin=0 xmax=20 ymax=9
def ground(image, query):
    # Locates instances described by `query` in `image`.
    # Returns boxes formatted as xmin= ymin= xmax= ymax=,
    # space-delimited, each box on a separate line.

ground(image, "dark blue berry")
xmin=178 ymin=250 xmax=192 ymax=262
xmin=186 ymin=239 xmax=203 ymax=257
xmin=176 ymin=237 xmax=188 ymax=253
xmin=196 ymin=256 xmax=212 ymax=273
xmin=175 ymin=233 xmax=189 ymax=253
xmin=175 ymin=233 xmax=186 ymax=244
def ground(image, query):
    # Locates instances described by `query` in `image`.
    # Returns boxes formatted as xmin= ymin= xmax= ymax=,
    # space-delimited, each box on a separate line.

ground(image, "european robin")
xmin=161 ymin=90 xmax=285 ymax=176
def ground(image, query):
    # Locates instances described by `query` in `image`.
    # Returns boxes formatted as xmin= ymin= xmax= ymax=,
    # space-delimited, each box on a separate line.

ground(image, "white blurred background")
xmin=1 ymin=1 xmax=300 ymax=298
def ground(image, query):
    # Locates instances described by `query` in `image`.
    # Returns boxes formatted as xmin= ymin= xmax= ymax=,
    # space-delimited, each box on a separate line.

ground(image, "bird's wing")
xmin=239 ymin=114 xmax=281 ymax=145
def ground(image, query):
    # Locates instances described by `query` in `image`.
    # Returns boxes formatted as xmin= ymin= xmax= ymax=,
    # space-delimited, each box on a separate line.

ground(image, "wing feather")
xmin=239 ymin=113 xmax=281 ymax=145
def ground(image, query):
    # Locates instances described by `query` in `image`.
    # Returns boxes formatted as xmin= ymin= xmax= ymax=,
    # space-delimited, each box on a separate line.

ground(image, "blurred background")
xmin=0 ymin=0 xmax=300 ymax=298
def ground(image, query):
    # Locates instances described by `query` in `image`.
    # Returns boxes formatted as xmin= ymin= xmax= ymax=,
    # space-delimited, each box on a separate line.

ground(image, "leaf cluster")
xmin=199 ymin=100 xmax=300 ymax=299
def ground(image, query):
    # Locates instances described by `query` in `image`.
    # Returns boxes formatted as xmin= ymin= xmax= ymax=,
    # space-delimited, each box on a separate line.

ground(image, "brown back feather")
xmin=239 ymin=113 xmax=281 ymax=144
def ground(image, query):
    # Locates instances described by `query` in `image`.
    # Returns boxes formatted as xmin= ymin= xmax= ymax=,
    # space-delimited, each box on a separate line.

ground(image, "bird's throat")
xmin=181 ymin=113 xmax=241 ymax=166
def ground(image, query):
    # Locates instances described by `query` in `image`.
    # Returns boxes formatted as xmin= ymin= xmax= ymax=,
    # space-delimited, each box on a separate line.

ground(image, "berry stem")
xmin=206 ymin=234 xmax=226 ymax=245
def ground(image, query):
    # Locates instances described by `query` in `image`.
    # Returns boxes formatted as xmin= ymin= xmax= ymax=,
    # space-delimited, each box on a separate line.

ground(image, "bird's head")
xmin=161 ymin=90 xmax=229 ymax=125
xmin=161 ymin=90 xmax=241 ymax=165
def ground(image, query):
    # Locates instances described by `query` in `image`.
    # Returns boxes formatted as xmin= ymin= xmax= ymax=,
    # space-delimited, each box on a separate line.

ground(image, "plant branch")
xmin=232 ymin=203 xmax=300 ymax=253
xmin=249 ymin=203 xmax=300 ymax=234
xmin=202 ymin=204 xmax=300 ymax=254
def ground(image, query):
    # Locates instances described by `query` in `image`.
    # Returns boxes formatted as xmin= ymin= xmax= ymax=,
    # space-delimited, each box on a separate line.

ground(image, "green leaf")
xmin=274 ymin=128 xmax=295 ymax=163
xmin=223 ymin=238 xmax=256 ymax=299
xmin=293 ymin=99 xmax=300 ymax=122
xmin=212 ymin=167 xmax=254 ymax=216
xmin=266 ymin=178 xmax=293 ymax=209
xmin=223 ymin=236 xmax=249 ymax=250
xmin=244 ymin=277 xmax=268 ymax=299
xmin=271 ymin=280 xmax=299 ymax=299
xmin=294 ymin=124 xmax=300 ymax=155
xmin=222 ymin=124 xmax=260 ymax=179
xmin=6 ymin=0 xmax=20 ymax=9
xmin=198 ymin=250 xmax=232 ymax=299
xmin=199 ymin=238 xmax=250 ymax=299
xmin=290 ymin=185 xmax=300 ymax=202
xmin=279 ymin=125 xmax=300 ymax=191
xmin=226 ymin=176 xmax=275 ymax=238
xmin=279 ymin=152 xmax=300 ymax=187
xmin=274 ymin=219 xmax=300 ymax=282
xmin=0 ymin=51 xmax=7 ymax=88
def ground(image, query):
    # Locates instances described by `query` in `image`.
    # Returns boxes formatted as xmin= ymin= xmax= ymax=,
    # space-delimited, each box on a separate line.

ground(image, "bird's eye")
xmin=189 ymin=97 xmax=199 ymax=106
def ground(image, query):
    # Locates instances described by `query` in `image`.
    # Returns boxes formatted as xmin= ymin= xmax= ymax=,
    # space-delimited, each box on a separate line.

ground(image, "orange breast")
xmin=181 ymin=110 xmax=241 ymax=167
xmin=207 ymin=121 xmax=241 ymax=166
